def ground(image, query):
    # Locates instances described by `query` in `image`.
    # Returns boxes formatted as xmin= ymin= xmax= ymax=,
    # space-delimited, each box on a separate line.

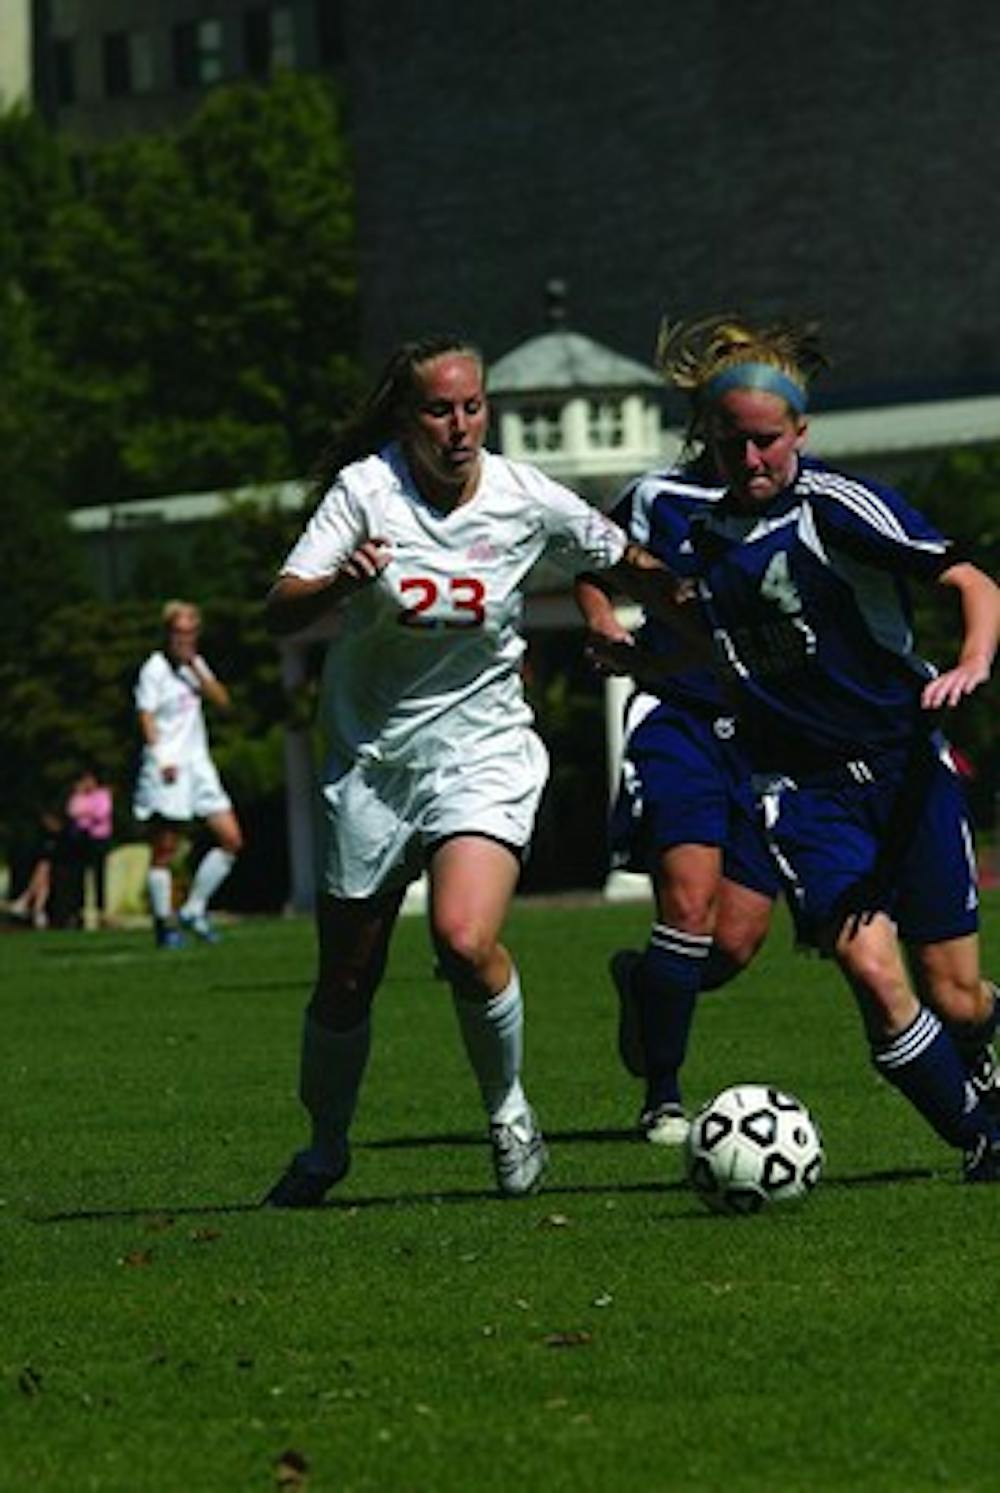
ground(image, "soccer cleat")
xmin=490 ymin=1108 xmax=548 ymax=1197
xmin=156 ymin=926 xmax=185 ymax=950
xmin=640 ymin=1101 xmax=690 ymax=1147
xmin=967 ymin=1044 xmax=1000 ymax=1117
xmin=609 ymin=948 xmax=646 ymax=1078
xmin=262 ymin=1145 xmax=351 ymax=1208
xmin=963 ymin=1132 xmax=1000 ymax=1183
xmin=179 ymin=910 xmax=220 ymax=943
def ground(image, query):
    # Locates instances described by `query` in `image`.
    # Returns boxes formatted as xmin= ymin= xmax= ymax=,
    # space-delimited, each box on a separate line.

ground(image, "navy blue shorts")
xmin=760 ymin=746 xmax=979 ymax=949
xmin=610 ymin=695 xmax=781 ymax=898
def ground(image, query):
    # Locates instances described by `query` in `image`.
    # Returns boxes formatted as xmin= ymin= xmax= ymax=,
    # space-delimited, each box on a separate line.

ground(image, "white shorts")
xmin=132 ymin=752 xmax=233 ymax=825
xmin=319 ymin=728 xmax=550 ymax=899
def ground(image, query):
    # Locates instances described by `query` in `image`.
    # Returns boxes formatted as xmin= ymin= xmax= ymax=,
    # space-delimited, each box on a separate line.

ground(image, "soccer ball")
xmin=685 ymin=1083 xmax=823 ymax=1216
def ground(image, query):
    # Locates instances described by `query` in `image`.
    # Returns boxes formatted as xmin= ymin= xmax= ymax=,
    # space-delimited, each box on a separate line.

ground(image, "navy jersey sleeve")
xmin=798 ymin=465 xmax=956 ymax=581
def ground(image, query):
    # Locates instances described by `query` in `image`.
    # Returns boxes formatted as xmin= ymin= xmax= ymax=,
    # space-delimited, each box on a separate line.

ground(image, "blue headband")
xmin=704 ymin=362 xmax=808 ymax=414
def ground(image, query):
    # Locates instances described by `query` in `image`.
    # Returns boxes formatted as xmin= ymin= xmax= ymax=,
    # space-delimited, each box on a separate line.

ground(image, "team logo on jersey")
xmin=466 ymin=540 xmax=497 ymax=562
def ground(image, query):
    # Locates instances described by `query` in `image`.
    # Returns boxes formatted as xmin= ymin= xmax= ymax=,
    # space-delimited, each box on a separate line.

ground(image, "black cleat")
xmin=963 ymin=1133 xmax=1000 ymax=1183
xmin=967 ymin=1044 xmax=1000 ymax=1118
xmin=261 ymin=1147 xmax=351 ymax=1208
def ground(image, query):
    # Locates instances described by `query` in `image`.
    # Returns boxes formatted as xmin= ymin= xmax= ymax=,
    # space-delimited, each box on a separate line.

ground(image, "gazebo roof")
xmin=489 ymin=328 xmax=662 ymax=396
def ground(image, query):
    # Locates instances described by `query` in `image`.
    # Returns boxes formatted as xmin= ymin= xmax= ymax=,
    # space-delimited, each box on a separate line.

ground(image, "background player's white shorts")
xmin=132 ymin=752 xmax=233 ymax=824
xmin=319 ymin=727 xmax=550 ymax=899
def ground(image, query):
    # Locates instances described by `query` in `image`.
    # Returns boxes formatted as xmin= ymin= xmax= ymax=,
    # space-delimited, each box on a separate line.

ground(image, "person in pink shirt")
xmin=66 ymin=767 xmax=114 ymax=925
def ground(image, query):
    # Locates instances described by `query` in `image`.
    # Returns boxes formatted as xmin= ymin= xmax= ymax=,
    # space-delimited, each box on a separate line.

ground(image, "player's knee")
xmin=309 ymin=972 xmax=374 ymax=1031
xmin=926 ymin=974 xmax=992 ymax=1030
xmin=431 ymin=918 xmax=494 ymax=984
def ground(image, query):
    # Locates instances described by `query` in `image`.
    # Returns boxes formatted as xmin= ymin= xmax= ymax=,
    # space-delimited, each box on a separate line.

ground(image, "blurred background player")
xmin=261 ymin=333 xmax=692 ymax=1206
xmin=656 ymin=310 xmax=1000 ymax=1181
xmin=132 ymin=600 xmax=243 ymax=947
xmin=576 ymin=465 xmax=781 ymax=1145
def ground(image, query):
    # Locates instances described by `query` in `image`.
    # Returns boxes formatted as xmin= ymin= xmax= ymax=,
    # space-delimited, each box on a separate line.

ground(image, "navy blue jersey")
xmin=610 ymin=465 xmax=728 ymax=714
xmin=687 ymin=454 xmax=956 ymax=771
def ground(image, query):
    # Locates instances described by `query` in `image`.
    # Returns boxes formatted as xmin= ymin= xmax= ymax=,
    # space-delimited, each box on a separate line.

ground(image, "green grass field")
xmin=4 ymin=893 xmax=1000 ymax=1492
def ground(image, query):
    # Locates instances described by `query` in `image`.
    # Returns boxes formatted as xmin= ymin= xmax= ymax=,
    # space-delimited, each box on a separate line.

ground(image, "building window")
xmin=271 ymin=6 xmax=296 ymax=67
xmin=103 ymin=31 xmax=154 ymax=97
xmin=131 ymin=33 xmax=154 ymax=93
xmin=52 ymin=39 xmax=76 ymax=104
xmin=521 ymin=406 xmax=563 ymax=454
xmin=174 ymin=18 xmax=225 ymax=88
xmin=245 ymin=5 xmax=296 ymax=77
xmin=587 ymin=399 xmax=624 ymax=448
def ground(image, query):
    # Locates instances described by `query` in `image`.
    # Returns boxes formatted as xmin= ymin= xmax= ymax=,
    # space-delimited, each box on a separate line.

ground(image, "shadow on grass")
xmin=29 ymin=1140 xmax=938 ymax=1226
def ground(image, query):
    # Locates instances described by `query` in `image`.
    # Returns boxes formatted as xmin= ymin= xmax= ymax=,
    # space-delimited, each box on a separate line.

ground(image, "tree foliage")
xmin=13 ymin=71 xmax=361 ymax=506
xmin=0 ymin=78 xmax=360 ymax=901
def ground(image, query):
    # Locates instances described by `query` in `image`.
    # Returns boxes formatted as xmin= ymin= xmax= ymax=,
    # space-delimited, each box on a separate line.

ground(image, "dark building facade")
xmin=26 ymin=1 xmax=1000 ymax=414
xmin=341 ymin=0 xmax=1000 ymax=412
xmin=34 ymin=0 xmax=344 ymax=140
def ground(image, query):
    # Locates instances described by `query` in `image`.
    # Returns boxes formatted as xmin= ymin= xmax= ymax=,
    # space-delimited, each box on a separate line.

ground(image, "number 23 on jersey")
xmin=398 ymin=576 xmax=487 ymax=629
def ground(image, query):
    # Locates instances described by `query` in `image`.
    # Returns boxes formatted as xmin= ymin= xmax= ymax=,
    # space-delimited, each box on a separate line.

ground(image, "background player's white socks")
xmin=181 ymin=848 xmax=235 ymax=918
xmin=299 ymin=1013 xmax=371 ymax=1172
xmin=452 ymin=969 xmax=527 ymax=1125
xmin=147 ymin=866 xmax=173 ymax=920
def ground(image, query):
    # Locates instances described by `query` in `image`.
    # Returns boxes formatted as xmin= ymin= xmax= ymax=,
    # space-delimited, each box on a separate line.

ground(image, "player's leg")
xmin=264 ymin=886 xmax=405 ymax=1207
xmin=893 ymin=758 xmax=998 ymax=1113
xmin=909 ymin=935 xmax=999 ymax=1117
xmin=178 ymin=762 xmax=243 ymax=940
xmin=147 ymin=822 xmax=182 ymax=948
xmin=630 ymin=841 xmax=719 ymax=1144
xmin=608 ymin=712 xmax=731 ymax=1141
xmin=835 ymin=915 xmax=1000 ymax=1176
xmin=767 ymin=766 xmax=1000 ymax=1179
xmin=430 ymin=833 xmax=547 ymax=1197
xmin=178 ymin=808 xmax=242 ymax=940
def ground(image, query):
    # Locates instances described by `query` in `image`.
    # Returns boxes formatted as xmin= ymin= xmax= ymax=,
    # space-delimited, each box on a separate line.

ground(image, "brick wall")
xmin=344 ymin=0 xmax=1000 ymax=409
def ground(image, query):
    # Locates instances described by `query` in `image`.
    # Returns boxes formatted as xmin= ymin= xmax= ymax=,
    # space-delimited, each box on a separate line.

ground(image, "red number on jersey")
xmin=398 ymin=576 xmax=486 ymax=628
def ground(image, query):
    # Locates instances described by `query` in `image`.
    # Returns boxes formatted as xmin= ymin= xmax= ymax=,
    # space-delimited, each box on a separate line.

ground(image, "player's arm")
xmin=602 ymin=543 xmax=717 ymax=670
xmin=574 ymin=570 xmax=643 ymax=677
xmin=265 ymin=538 xmax=391 ymax=636
xmin=191 ymin=660 xmax=231 ymax=712
xmin=138 ymin=706 xmax=178 ymax=783
xmin=921 ymin=560 xmax=1000 ymax=710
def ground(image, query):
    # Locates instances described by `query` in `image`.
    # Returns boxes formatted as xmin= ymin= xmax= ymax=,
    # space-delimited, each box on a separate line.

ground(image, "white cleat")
xmin=640 ymin=1102 xmax=690 ymax=1147
xmin=490 ymin=1108 xmax=548 ymax=1197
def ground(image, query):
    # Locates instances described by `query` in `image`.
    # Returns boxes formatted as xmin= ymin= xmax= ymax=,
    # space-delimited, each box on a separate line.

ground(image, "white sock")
xmin=147 ymin=866 xmax=173 ymax=920
xmin=452 ymin=969 xmax=528 ymax=1125
xmin=180 ymin=848 xmax=235 ymax=918
xmin=299 ymin=1014 xmax=371 ymax=1171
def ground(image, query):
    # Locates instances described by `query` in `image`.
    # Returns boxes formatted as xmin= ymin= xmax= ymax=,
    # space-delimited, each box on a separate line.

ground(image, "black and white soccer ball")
xmin=685 ymin=1084 xmax=823 ymax=1216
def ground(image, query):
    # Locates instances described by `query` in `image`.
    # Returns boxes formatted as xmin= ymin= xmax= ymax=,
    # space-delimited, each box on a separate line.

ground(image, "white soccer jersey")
xmin=134 ymin=651 xmax=215 ymax=764
xmin=280 ymin=443 xmax=627 ymax=769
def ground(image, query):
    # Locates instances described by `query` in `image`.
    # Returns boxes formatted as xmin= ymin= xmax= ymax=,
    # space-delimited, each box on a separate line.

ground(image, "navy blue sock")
xmin=873 ymin=1008 xmax=999 ymax=1149
xmin=634 ymin=924 xmax=711 ymax=1110
xmin=700 ymin=946 xmax=741 ymax=992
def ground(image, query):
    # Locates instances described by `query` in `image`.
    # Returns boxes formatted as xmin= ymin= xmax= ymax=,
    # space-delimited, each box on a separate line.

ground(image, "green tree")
xmin=27 ymin=72 xmax=361 ymax=505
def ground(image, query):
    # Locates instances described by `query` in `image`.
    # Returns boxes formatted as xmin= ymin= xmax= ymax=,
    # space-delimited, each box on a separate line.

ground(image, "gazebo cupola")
xmin=487 ymin=281 xmax=667 ymax=493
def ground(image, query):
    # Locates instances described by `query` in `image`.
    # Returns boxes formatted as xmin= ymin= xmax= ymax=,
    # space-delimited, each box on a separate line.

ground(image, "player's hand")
xmin=921 ymin=658 xmax=991 ymax=710
xmin=584 ymin=629 xmax=635 ymax=676
xmin=341 ymin=538 xmax=391 ymax=588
